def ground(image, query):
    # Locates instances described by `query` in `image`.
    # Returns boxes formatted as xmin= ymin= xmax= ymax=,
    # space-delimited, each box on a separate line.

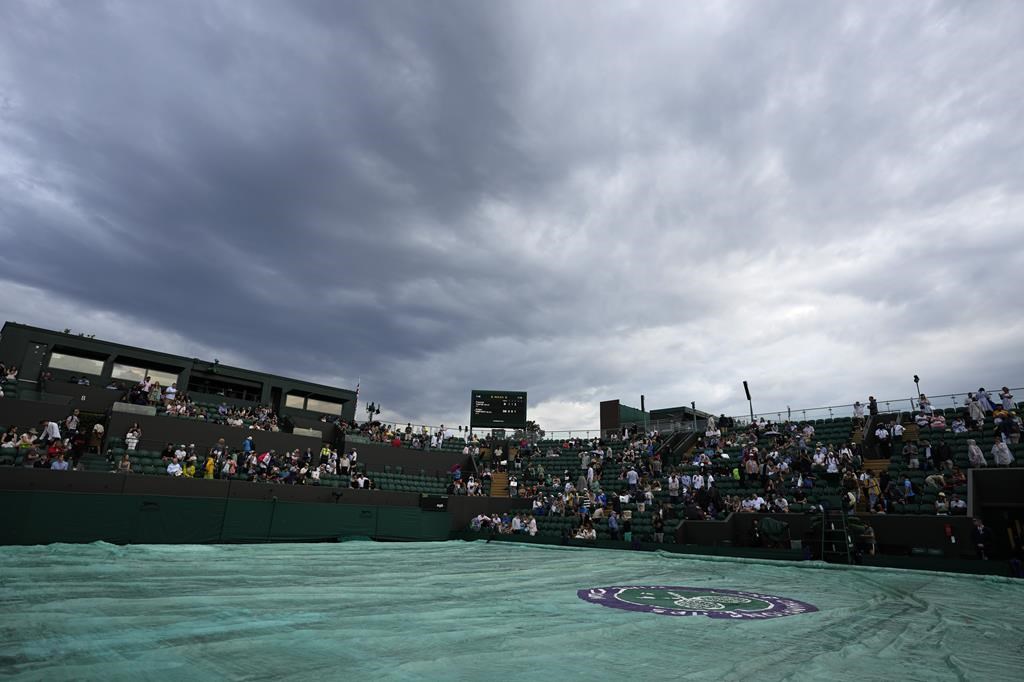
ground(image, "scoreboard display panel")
xmin=470 ymin=390 xmax=527 ymax=429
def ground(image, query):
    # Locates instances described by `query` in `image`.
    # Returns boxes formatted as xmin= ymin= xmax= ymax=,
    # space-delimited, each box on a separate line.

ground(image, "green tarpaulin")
xmin=1 ymin=541 xmax=1021 ymax=680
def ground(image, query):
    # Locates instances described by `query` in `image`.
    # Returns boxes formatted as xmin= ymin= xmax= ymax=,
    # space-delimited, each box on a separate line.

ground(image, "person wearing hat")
xmin=924 ymin=471 xmax=945 ymax=490
xmin=934 ymin=492 xmax=949 ymax=515
xmin=182 ymin=455 xmax=197 ymax=478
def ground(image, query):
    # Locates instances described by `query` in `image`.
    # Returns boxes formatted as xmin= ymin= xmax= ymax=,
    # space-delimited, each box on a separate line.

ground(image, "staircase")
xmin=862 ymin=459 xmax=890 ymax=476
xmin=490 ymin=471 xmax=509 ymax=497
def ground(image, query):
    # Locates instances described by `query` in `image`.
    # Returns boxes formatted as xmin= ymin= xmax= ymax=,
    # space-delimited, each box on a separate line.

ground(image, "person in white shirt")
xmin=41 ymin=421 xmax=61 ymax=443
xmin=874 ymin=425 xmax=890 ymax=457
xmin=527 ymin=516 xmax=538 ymax=536
xmin=992 ymin=441 xmax=1015 ymax=467
xmin=65 ymin=410 xmax=80 ymax=434
xmin=1000 ymin=387 xmax=1014 ymax=411
xmin=892 ymin=422 xmax=905 ymax=442
xmin=625 ymin=468 xmax=639 ymax=490
xmin=692 ymin=473 xmax=705 ymax=490
xmin=164 ymin=383 xmax=177 ymax=403
xmin=166 ymin=458 xmax=183 ymax=476
xmin=511 ymin=515 xmax=522 ymax=533
xmin=125 ymin=427 xmax=141 ymax=451
xmin=667 ymin=475 xmax=680 ymax=501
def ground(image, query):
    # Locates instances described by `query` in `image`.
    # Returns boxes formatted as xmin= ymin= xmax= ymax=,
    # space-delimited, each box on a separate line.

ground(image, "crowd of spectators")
xmin=0 ymin=411 xmax=104 ymax=471
xmin=342 ymin=420 xmax=468 ymax=450
xmin=505 ymin=388 xmax=1020 ymax=538
xmin=121 ymin=375 xmax=284 ymax=431
xmin=135 ymin=436 xmax=368 ymax=486
xmin=470 ymin=512 xmax=539 ymax=536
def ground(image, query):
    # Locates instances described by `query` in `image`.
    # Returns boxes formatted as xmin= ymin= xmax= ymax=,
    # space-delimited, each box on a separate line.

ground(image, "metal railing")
xmin=726 ymin=386 xmax=1022 ymax=427
xmin=530 ymin=386 xmax=1022 ymax=438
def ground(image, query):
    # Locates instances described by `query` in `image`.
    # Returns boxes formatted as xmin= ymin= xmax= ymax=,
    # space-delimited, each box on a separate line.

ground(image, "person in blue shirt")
xmin=902 ymin=476 xmax=916 ymax=503
xmin=607 ymin=511 xmax=620 ymax=541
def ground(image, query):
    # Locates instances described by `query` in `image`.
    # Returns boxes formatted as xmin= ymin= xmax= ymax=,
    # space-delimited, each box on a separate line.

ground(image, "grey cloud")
xmin=2 ymin=0 xmax=1023 ymax=430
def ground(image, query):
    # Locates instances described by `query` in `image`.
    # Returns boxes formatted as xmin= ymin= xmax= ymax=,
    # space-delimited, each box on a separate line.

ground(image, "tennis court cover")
xmin=1 ymin=541 xmax=1021 ymax=680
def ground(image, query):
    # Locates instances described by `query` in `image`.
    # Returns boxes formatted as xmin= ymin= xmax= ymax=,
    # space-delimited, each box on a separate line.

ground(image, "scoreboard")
xmin=470 ymin=390 xmax=527 ymax=429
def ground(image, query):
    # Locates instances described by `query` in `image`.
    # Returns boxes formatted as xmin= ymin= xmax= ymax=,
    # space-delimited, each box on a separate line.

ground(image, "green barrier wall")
xmin=0 ymin=491 xmax=452 ymax=545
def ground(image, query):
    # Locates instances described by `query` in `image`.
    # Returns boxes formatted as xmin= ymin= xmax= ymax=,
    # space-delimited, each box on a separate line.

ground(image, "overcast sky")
xmin=2 ymin=1 xmax=1023 ymax=431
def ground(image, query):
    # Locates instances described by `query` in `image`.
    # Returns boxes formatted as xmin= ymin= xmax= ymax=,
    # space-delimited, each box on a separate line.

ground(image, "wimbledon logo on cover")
xmin=578 ymin=586 xmax=818 ymax=619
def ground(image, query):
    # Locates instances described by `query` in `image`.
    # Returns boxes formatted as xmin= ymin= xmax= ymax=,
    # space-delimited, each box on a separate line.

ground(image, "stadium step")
xmin=490 ymin=472 xmax=509 ymax=497
xmin=863 ymin=459 xmax=890 ymax=476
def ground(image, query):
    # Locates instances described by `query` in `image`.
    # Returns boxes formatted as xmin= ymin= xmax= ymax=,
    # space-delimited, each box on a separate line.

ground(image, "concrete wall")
xmin=0 ymin=398 xmax=76 ymax=430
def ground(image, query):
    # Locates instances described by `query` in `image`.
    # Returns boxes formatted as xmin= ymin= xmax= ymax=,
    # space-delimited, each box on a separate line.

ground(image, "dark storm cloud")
xmin=2 ymin=1 xmax=1023 ymax=429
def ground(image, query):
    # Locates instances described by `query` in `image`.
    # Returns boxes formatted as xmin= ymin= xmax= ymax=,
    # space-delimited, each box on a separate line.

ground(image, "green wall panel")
xmin=0 ymin=491 xmax=451 ymax=545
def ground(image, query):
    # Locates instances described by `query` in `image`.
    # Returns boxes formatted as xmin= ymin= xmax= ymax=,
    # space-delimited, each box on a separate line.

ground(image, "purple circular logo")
xmin=578 ymin=585 xmax=818 ymax=619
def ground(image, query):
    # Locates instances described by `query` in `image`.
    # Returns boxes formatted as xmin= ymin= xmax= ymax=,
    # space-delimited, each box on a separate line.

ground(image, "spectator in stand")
xmin=90 ymin=421 xmax=104 ymax=453
xmin=1 ymin=427 xmax=18 ymax=450
xmin=997 ymin=413 xmax=1021 ymax=445
xmin=853 ymin=401 xmax=864 ymax=423
xmin=999 ymin=387 xmax=1014 ymax=411
xmin=949 ymin=495 xmax=967 ymax=514
xmin=967 ymin=440 xmax=987 ymax=467
xmin=902 ymin=476 xmax=916 ymax=504
xmin=991 ymin=441 xmax=1015 ymax=467
xmin=148 ymin=382 xmax=162 ymax=405
xmin=951 ymin=417 xmax=968 ymax=434
xmin=64 ymin=409 xmax=80 ymax=436
xmin=868 ymin=396 xmax=878 ymax=416
xmin=918 ymin=394 xmax=933 ymax=415
xmin=891 ymin=421 xmax=904 ymax=446
xmin=39 ymin=419 xmax=61 ymax=445
xmin=166 ymin=457 xmax=183 ymax=477
xmin=865 ymin=472 xmax=881 ymax=510
xmin=929 ymin=413 xmax=947 ymax=430
xmin=117 ymin=453 xmax=132 ymax=473
xmin=914 ymin=412 xmax=930 ymax=428
xmin=933 ymin=493 xmax=949 ymax=515
xmin=976 ymin=389 xmax=995 ymax=413
xmin=50 ymin=453 xmax=69 ymax=471
xmin=125 ymin=424 xmax=142 ymax=451
xmin=874 ymin=423 xmax=890 ymax=458
xmin=905 ymin=440 xmax=921 ymax=466
xmin=966 ymin=394 xmax=985 ymax=430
